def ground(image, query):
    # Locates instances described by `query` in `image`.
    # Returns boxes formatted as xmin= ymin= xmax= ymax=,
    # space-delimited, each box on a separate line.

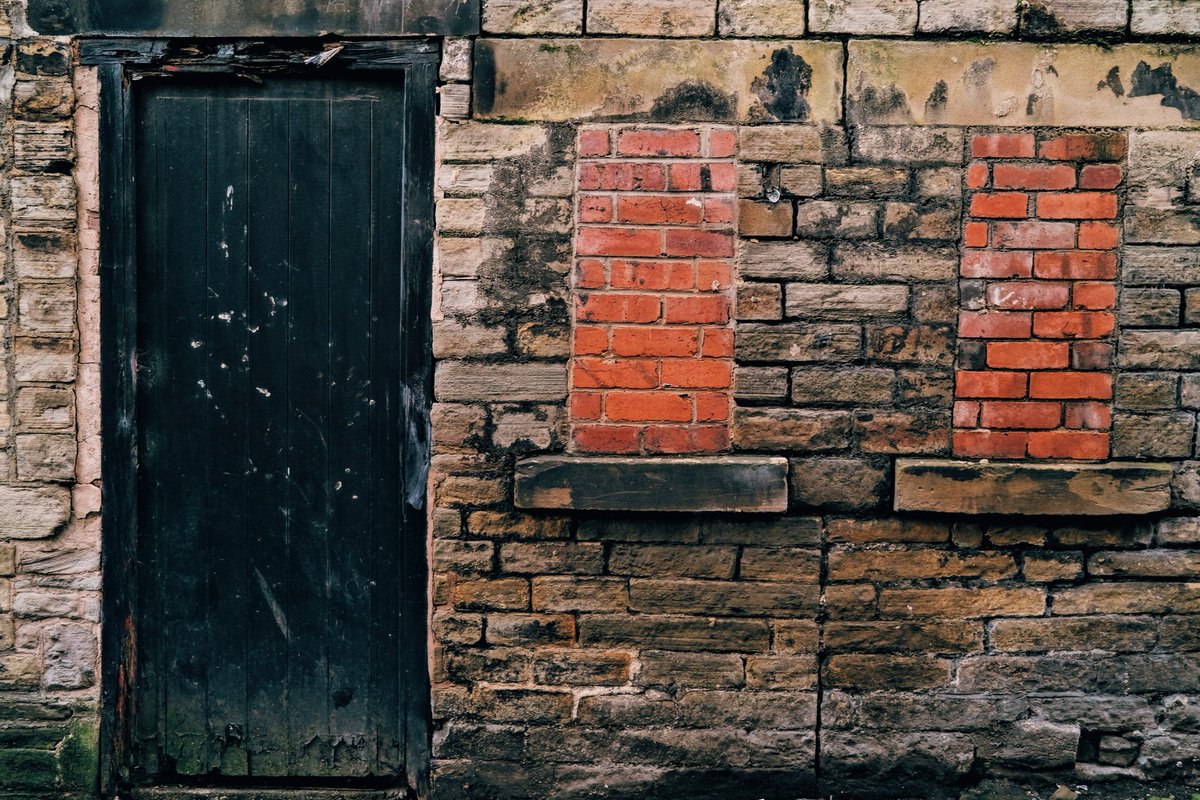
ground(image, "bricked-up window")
xmin=954 ymin=131 xmax=1125 ymax=460
xmin=569 ymin=126 xmax=737 ymax=454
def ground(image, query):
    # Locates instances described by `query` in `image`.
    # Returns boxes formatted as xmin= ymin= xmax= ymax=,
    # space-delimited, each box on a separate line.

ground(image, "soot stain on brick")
xmin=650 ymin=80 xmax=736 ymax=122
xmin=924 ymin=80 xmax=949 ymax=120
xmin=848 ymin=84 xmax=913 ymax=124
xmin=472 ymin=40 xmax=497 ymax=116
xmin=750 ymin=47 xmax=812 ymax=122
xmin=1019 ymin=0 xmax=1061 ymax=38
xmin=1098 ymin=66 xmax=1125 ymax=97
xmin=1130 ymin=61 xmax=1200 ymax=120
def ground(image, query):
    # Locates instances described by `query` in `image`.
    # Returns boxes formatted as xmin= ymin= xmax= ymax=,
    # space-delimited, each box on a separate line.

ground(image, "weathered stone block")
xmin=483 ymin=0 xmax=582 ymax=33
xmin=734 ymin=365 xmax=788 ymax=401
xmin=1121 ymin=331 xmax=1200 ymax=370
xmin=919 ymin=0 xmax=1016 ymax=32
xmin=789 ymin=456 xmax=888 ymax=510
xmin=739 ymin=124 xmax=847 ymax=162
xmin=823 ymin=620 xmax=983 ymax=654
xmin=731 ymin=407 xmax=852 ymax=451
xmin=718 ymin=0 xmax=805 ymax=36
xmin=1133 ymin=0 xmax=1200 ymax=34
xmin=588 ymin=0 xmax=714 ymax=36
xmin=578 ymin=614 xmax=770 ymax=651
xmin=629 ymin=577 xmax=818 ymax=615
xmin=1113 ymin=412 xmax=1195 ymax=458
xmin=988 ymin=616 xmax=1156 ymax=653
xmin=737 ymin=282 xmax=784 ymax=321
xmin=737 ymin=323 xmax=862 ymax=362
xmin=608 ymin=544 xmax=736 ymax=578
xmin=475 ymin=39 xmax=844 ymax=123
xmin=637 ymin=650 xmax=745 ymax=688
xmin=435 ymin=362 xmax=566 ymax=401
xmin=16 ymin=282 xmax=74 ymax=334
xmin=794 ymin=200 xmax=878 ymax=239
xmin=879 ymin=586 xmax=1046 ymax=618
xmin=809 ymin=0 xmax=917 ymax=34
xmin=514 ymin=455 xmax=788 ymax=512
xmin=1024 ymin=0 xmax=1128 ymax=33
xmin=850 ymin=126 xmax=963 ymax=164
xmin=739 ymin=240 xmax=828 ymax=281
xmin=42 ymin=624 xmax=97 ymax=689
xmin=894 ymin=459 xmax=1174 ymax=516
xmin=1120 ymin=288 xmax=1181 ymax=328
xmin=791 ymin=367 xmax=894 ymax=405
xmin=0 ymin=486 xmax=71 ymax=539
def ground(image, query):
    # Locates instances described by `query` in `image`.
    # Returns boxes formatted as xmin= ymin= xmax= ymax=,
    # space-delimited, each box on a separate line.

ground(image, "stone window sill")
xmin=894 ymin=458 xmax=1173 ymax=516
xmin=514 ymin=455 xmax=788 ymax=513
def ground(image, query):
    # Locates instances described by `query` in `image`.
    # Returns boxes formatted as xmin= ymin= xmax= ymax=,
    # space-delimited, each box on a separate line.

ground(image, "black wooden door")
xmin=129 ymin=77 xmax=426 ymax=783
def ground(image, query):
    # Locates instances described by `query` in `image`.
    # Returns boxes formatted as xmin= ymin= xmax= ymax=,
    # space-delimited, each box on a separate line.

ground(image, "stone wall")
xmin=4 ymin=0 xmax=1200 ymax=797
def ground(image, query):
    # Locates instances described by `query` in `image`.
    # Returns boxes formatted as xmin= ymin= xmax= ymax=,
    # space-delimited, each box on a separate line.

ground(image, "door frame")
xmin=87 ymin=39 xmax=437 ymax=797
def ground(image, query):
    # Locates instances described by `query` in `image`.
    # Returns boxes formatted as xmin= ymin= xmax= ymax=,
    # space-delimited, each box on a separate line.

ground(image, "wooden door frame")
xmin=87 ymin=39 xmax=437 ymax=797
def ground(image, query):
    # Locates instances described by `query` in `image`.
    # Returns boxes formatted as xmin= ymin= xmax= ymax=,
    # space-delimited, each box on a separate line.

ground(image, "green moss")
xmin=57 ymin=716 xmax=99 ymax=791
xmin=0 ymin=748 xmax=58 ymax=790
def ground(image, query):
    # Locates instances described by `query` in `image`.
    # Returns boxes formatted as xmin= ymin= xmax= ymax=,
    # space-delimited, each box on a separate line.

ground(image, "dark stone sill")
xmin=894 ymin=458 xmax=1173 ymax=516
xmin=514 ymin=455 xmax=788 ymax=513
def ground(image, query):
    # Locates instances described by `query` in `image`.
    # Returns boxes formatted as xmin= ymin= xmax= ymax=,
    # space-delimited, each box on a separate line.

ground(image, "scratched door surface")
xmin=132 ymin=77 xmax=415 ymax=781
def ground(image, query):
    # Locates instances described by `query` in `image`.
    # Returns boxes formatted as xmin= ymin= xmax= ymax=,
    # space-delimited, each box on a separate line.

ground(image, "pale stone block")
xmin=17 ymin=281 xmax=74 ymax=334
xmin=483 ymin=0 xmax=582 ymax=33
xmin=16 ymin=433 xmax=75 ymax=481
xmin=809 ymin=0 xmax=917 ymax=34
xmin=589 ymin=0 xmax=714 ymax=35
xmin=0 ymin=485 xmax=71 ymax=539
xmin=439 ymin=121 xmax=556 ymax=162
xmin=1027 ymin=0 xmax=1128 ymax=32
xmin=475 ymin=39 xmax=844 ymax=123
xmin=719 ymin=0 xmax=805 ymax=34
xmin=919 ymin=0 xmax=1016 ymax=32
xmin=440 ymin=38 xmax=473 ymax=82
xmin=1134 ymin=0 xmax=1200 ymax=33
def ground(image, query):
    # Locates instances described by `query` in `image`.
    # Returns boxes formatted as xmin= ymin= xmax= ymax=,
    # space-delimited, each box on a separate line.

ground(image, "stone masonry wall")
xmin=5 ymin=0 xmax=1200 ymax=798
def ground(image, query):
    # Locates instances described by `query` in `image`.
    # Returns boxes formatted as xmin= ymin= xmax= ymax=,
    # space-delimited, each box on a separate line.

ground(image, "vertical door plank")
xmin=370 ymin=89 xmax=406 ymax=774
xmin=325 ymin=98 xmax=376 ymax=776
xmin=157 ymin=96 xmax=212 ymax=776
xmin=284 ymin=96 xmax=334 ymax=776
xmin=243 ymin=97 xmax=293 ymax=778
xmin=203 ymin=96 xmax=251 ymax=777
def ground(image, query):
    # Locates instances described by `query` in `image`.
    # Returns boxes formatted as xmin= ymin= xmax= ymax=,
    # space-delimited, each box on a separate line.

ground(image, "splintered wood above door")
xmin=130 ymin=78 xmax=420 ymax=782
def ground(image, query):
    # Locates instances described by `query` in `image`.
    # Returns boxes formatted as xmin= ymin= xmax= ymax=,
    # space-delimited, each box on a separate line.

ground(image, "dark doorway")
xmin=95 ymin=45 xmax=434 ymax=794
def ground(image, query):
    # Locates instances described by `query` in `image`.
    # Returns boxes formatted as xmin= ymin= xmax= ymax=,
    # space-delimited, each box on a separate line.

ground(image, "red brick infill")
xmin=954 ymin=131 xmax=1125 ymax=460
xmin=570 ymin=126 xmax=736 ymax=454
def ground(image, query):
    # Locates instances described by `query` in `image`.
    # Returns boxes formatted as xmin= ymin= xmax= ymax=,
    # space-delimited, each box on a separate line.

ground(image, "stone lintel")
xmin=514 ymin=455 xmax=789 ymax=512
xmin=894 ymin=459 xmax=1173 ymax=516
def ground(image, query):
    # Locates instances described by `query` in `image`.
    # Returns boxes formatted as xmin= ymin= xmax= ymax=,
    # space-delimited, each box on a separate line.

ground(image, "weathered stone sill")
xmin=514 ymin=455 xmax=789 ymax=512
xmin=894 ymin=459 xmax=1173 ymax=516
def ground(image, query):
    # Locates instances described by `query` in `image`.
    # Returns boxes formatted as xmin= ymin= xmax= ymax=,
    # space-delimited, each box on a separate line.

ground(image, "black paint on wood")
xmin=31 ymin=0 xmax=478 ymax=36
xmin=514 ymin=456 xmax=791 ymax=513
xmin=100 ymin=45 xmax=434 ymax=793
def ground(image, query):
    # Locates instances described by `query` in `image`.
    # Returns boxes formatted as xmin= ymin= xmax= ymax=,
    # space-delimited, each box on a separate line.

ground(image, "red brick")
xmin=1032 ymin=311 xmax=1116 ymax=339
xmin=576 ymin=292 xmax=661 ymax=323
xmin=961 ymin=251 xmax=1032 ymax=278
xmin=697 ymin=261 xmax=733 ymax=290
xmin=574 ymin=325 xmax=609 ymax=355
xmin=570 ymin=391 xmax=602 ymax=420
xmin=1033 ymin=250 xmax=1117 ymax=279
xmin=973 ymin=133 xmax=1035 ymax=158
xmin=992 ymin=163 xmax=1076 ymax=191
xmin=956 ymin=370 xmax=1028 ymax=399
xmin=664 ymin=295 xmax=730 ymax=324
xmin=664 ymin=229 xmax=735 ymax=258
xmin=661 ymin=359 xmax=732 ymax=389
xmin=612 ymin=326 xmax=699 ymax=357
xmin=953 ymin=429 xmax=1028 ymax=458
xmin=708 ymin=129 xmax=737 ymax=158
xmin=1065 ymin=401 xmax=1111 ymax=430
xmin=1037 ymin=192 xmax=1118 ymax=220
xmin=1071 ymin=342 xmax=1113 ymax=370
xmin=704 ymin=197 xmax=735 ymax=224
xmin=1029 ymin=372 xmax=1113 ymax=400
xmin=644 ymin=424 xmax=729 ymax=454
xmin=579 ymin=130 xmax=611 ymax=157
xmin=701 ymin=327 xmax=734 ymax=357
xmin=669 ymin=162 xmax=737 ymax=192
xmin=987 ymin=341 xmax=1070 ymax=370
xmin=1079 ymin=164 xmax=1123 ymax=189
xmin=964 ymin=222 xmax=989 ymax=248
xmin=610 ymin=260 xmax=695 ymax=290
xmin=617 ymin=129 xmax=701 ymax=157
xmin=579 ymin=194 xmax=614 ymax=223
xmin=1039 ymin=133 xmax=1126 ymax=162
xmin=579 ymin=162 xmax=667 ymax=191
xmin=992 ymin=221 xmax=1076 ymax=249
xmin=953 ymin=400 xmax=979 ymax=428
xmin=575 ymin=259 xmax=606 ymax=289
xmin=574 ymin=424 xmax=640 ymax=453
xmin=979 ymin=401 xmax=1062 ymax=430
xmin=959 ymin=311 xmax=1032 ymax=339
xmin=966 ymin=162 xmax=989 ymax=189
xmin=1073 ymin=282 xmax=1117 ymax=310
xmin=618 ymin=195 xmax=704 ymax=225
xmin=1027 ymin=429 xmax=1109 ymax=460
xmin=970 ymin=192 xmax=1029 ymax=218
xmin=572 ymin=358 xmax=659 ymax=389
xmin=1079 ymin=221 xmax=1119 ymax=250
xmin=606 ymin=391 xmax=692 ymax=421
xmin=577 ymin=226 xmax=662 ymax=258
xmin=986 ymin=281 xmax=1070 ymax=310
xmin=695 ymin=391 xmax=731 ymax=422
